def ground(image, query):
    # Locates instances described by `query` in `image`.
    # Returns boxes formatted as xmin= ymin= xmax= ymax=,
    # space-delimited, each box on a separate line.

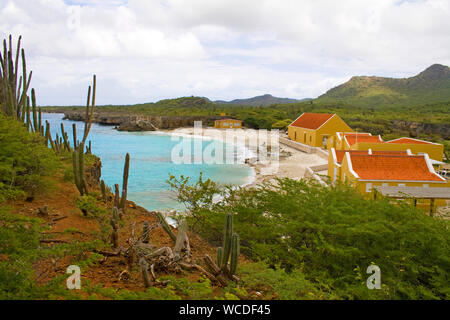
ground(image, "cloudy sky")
xmin=1 ymin=0 xmax=450 ymax=105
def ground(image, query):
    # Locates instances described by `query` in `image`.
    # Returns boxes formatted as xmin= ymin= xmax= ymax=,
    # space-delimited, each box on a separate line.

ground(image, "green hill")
xmin=215 ymin=94 xmax=310 ymax=106
xmin=317 ymin=64 xmax=450 ymax=108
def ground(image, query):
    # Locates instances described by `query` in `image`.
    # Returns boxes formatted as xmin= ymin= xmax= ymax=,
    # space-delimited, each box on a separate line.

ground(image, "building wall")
xmin=287 ymin=126 xmax=317 ymax=146
xmin=289 ymin=115 xmax=353 ymax=148
xmin=327 ymin=149 xmax=341 ymax=184
xmin=214 ymin=120 xmax=242 ymax=129
xmin=352 ymin=142 xmax=444 ymax=161
xmin=340 ymin=156 xmax=449 ymax=209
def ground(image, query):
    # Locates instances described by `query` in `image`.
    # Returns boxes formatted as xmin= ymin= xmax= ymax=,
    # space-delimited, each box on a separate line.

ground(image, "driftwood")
xmin=156 ymin=212 xmax=177 ymax=242
xmin=203 ymin=255 xmax=229 ymax=286
xmin=139 ymin=258 xmax=153 ymax=288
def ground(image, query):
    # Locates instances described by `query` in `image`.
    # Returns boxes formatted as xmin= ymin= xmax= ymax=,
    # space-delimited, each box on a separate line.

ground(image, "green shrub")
xmin=76 ymin=195 xmax=107 ymax=218
xmin=171 ymin=176 xmax=450 ymax=300
xmin=0 ymin=114 xmax=59 ymax=200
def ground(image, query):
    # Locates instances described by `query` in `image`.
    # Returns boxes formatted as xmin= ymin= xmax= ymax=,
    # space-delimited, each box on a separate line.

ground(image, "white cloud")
xmin=1 ymin=0 xmax=449 ymax=105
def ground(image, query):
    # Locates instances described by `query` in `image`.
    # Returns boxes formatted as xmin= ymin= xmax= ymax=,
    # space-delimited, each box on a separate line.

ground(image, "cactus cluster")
xmin=217 ymin=213 xmax=240 ymax=277
xmin=72 ymin=143 xmax=89 ymax=196
xmin=0 ymin=35 xmax=32 ymax=119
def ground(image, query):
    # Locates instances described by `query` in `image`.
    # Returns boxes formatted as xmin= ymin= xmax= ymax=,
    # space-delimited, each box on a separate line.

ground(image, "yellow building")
xmin=328 ymin=132 xmax=384 ymax=151
xmin=214 ymin=119 xmax=242 ymax=129
xmin=327 ymin=148 xmax=410 ymax=184
xmin=288 ymin=113 xmax=353 ymax=148
xmin=329 ymin=133 xmax=444 ymax=162
xmin=339 ymin=152 xmax=449 ymax=211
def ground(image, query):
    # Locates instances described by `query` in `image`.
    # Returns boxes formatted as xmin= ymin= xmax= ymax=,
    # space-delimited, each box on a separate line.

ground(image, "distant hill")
xmin=215 ymin=94 xmax=311 ymax=106
xmin=317 ymin=64 xmax=450 ymax=108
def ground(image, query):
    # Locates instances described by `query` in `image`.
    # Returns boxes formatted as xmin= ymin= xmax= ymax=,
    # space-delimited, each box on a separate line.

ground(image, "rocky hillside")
xmin=317 ymin=64 xmax=450 ymax=108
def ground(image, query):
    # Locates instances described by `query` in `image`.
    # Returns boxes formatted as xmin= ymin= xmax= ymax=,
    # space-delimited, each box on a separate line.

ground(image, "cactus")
xmin=100 ymin=180 xmax=107 ymax=202
xmin=38 ymin=107 xmax=42 ymax=133
xmin=217 ymin=213 xmax=240 ymax=278
xmin=217 ymin=247 xmax=223 ymax=267
xmin=72 ymin=123 xmax=77 ymax=150
xmin=61 ymin=123 xmax=71 ymax=151
xmin=110 ymin=207 xmax=119 ymax=249
xmin=44 ymin=121 xmax=50 ymax=147
xmin=81 ymin=75 xmax=96 ymax=146
xmin=0 ymin=35 xmax=32 ymax=119
xmin=230 ymin=233 xmax=240 ymax=276
xmin=72 ymin=144 xmax=88 ymax=195
xmin=120 ymin=153 xmax=130 ymax=212
xmin=31 ymin=88 xmax=38 ymax=132
xmin=221 ymin=213 xmax=233 ymax=271
xmin=114 ymin=184 xmax=120 ymax=208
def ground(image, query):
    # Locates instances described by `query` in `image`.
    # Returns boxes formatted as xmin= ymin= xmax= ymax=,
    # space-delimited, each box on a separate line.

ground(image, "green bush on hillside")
xmin=169 ymin=176 xmax=450 ymax=300
xmin=0 ymin=114 xmax=59 ymax=201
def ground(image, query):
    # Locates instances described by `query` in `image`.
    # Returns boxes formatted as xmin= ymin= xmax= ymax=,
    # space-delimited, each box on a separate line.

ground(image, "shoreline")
xmin=154 ymin=126 xmax=328 ymax=189
xmin=44 ymin=112 xmax=328 ymax=191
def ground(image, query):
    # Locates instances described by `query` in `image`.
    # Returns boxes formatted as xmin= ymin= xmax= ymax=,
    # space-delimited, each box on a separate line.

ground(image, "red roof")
xmin=290 ymin=113 xmax=335 ymax=130
xmin=334 ymin=150 xmax=408 ymax=164
xmin=387 ymin=138 xmax=433 ymax=145
xmin=334 ymin=150 xmax=369 ymax=164
xmin=345 ymin=135 xmax=383 ymax=146
xmin=348 ymin=154 xmax=443 ymax=181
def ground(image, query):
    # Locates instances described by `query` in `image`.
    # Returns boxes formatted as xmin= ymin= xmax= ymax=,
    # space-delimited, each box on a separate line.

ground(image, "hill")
xmin=215 ymin=94 xmax=310 ymax=106
xmin=317 ymin=64 xmax=450 ymax=108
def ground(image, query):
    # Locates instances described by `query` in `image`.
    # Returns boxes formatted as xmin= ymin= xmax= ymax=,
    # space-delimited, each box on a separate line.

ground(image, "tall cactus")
xmin=218 ymin=213 xmax=240 ymax=277
xmin=0 ymin=35 xmax=32 ymax=119
xmin=72 ymin=123 xmax=77 ymax=150
xmin=120 ymin=153 xmax=130 ymax=212
xmin=110 ymin=207 xmax=120 ymax=249
xmin=72 ymin=143 xmax=88 ymax=195
xmin=61 ymin=123 xmax=71 ymax=151
xmin=230 ymin=233 xmax=240 ymax=276
xmin=100 ymin=180 xmax=107 ymax=202
xmin=220 ymin=213 xmax=233 ymax=271
xmin=81 ymin=75 xmax=96 ymax=146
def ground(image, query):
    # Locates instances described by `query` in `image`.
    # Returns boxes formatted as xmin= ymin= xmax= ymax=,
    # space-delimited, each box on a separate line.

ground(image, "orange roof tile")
xmin=334 ymin=150 xmax=369 ymax=163
xmin=387 ymin=138 xmax=433 ymax=145
xmin=290 ymin=113 xmax=335 ymax=130
xmin=334 ymin=150 xmax=408 ymax=164
xmin=345 ymin=135 xmax=384 ymax=146
xmin=348 ymin=154 xmax=443 ymax=181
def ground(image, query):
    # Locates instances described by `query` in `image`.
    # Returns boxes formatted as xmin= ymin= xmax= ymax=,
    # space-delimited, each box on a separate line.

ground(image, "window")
xmin=333 ymin=168 xmax=337 ymax=183
xmin=223 ymin=122 xmax=229 ymax=127
xmin=366 ymin=183 xmax=372 ymax=193
xmin=234 ymin=122 xmax=240 ymax=127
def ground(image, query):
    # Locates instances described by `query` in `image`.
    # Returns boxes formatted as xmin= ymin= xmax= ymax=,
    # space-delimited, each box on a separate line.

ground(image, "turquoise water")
xmin=43 ymin=113 xmax=254 ymax=211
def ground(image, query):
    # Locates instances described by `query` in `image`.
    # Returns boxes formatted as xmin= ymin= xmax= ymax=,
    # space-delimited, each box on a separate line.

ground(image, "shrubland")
xmin=168 ymin=175 xmax=450 ymax=300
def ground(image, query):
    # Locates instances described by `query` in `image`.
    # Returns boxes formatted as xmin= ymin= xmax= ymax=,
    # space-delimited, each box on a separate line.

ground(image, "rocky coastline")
xmin=56 ymin=110 xmax=224 ymax=132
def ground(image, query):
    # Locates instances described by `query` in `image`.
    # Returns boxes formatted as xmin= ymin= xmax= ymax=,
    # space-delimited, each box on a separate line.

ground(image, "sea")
xmin=42 ymin=113 xmax=255 ymax=212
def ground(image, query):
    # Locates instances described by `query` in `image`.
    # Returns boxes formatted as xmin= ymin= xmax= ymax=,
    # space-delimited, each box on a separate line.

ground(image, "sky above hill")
xmin=1 ymin=0 xmax=450 ymax=105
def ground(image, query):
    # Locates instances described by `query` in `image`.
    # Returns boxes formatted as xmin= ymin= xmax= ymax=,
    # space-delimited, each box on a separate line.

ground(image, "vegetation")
xmin=169 ymin=175 xmax=450 ymax=300
xmin=317 ymin=64 xmax=450 ymax=108
xmin=0 ymin=113 xmax=59 ymax=201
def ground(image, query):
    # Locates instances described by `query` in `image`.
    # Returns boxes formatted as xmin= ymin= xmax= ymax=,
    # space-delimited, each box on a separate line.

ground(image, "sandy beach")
xmin=164 ymin=127 xmax=328 ymax=188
